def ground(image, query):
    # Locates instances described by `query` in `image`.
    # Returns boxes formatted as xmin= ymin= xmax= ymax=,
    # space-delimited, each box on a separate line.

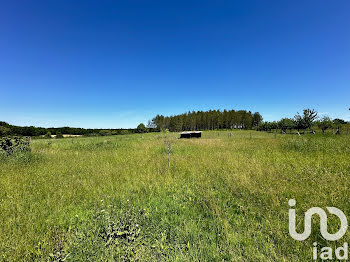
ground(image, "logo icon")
xmin=288 ymin=199 xmax=348 ymax=241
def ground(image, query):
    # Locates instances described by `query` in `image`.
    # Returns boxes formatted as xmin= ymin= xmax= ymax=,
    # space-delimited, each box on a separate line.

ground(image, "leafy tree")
xmin=44 ymin=131 xmax=52 ymax=139
xmin=56 ymin=132 xmax=64 ymax=139
xmin=0 ymin=136 xmax=30 ymax=155
xmin=99 ymin=130 xmax=112 ymax=136
xmin=257 ymin=122 xmax=267 ymax=131
xmin=150 ymin=109 xmax=261 ymax=131
xmin=151 ymin=115 xmax=165 ymax=131
xmin=294 ymin=109 xmax=318 ymax=132
xmin=333 ymin=118 xmax=346 ymax=135
xmin=137 ymin=123 xmax=147 ymax=133
xmin=0 ymin=122 xmax=144 ymax=137
xmin=278 ymin=118 xmax=295 ymax=133
xmin=302 ymin=109 xmax=318 ymax=129
xmin=0 ymin=126 xmax=11 ymax=137
xmin=316 ymin=117 xmax=333 ymax=133
xmin=333 ymin=118 xmax=346 ymax=125
xmin=169 ymin=117 xmax=182 ymax=132
xmin=253 ymin=112 xmax=263 ymax=127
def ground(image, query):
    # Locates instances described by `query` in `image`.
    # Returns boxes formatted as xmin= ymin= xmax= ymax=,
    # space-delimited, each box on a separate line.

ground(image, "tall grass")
xmin=0 ymin=131 xmax=349 ymax=261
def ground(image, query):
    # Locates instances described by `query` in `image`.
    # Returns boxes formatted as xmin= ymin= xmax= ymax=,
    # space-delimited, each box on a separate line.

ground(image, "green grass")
xmin=1 ymin=131 xmax=350 ymax=261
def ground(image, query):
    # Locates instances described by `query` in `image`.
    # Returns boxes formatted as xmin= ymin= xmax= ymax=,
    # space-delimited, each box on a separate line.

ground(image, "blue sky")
xmin=1 ymin=1 xmax=349 ymax=128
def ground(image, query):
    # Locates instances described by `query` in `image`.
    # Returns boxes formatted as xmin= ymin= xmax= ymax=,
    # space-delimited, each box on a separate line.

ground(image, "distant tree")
xmin=137 ymin=123 xmax=147 ymax=133
xmin=169 ymin=117 xmax=182 ymax=132
xmin=278 ymin=118 xmax=295 ymax=133
xmin=333 ymin=118 xmax=346 ymax=135
xmin=44 ymin=131 xmax=52 ymax=139
xmin=151 ymin=115 xmax=165 ymax=131
xmin=99 ymin=130 xmax=112 ymax=136
xmin=333 ymin=118 xmax=346 ymax=125
xmin=150 ymin=109 xmax=262 ymax=131
xmin=0 ymin=121 xmax=9 ymax=127
xmin=316 ymin=117 xmax=333 ymax=134
xmin=294 ymin=109 xmax=318 ymax=132
xmin=119 ymin=130 xmax=129 ymax=135
xmin=111 ymin=130 xmax=119 ymax=136
xmin=270 ymin=121 xmax=278 ymax=131
xmin=303 ymin=109 xmax=318 ymax=129
xmin=257 ymin=121 xmax=278 ymax=132
xmin=56 ymin=132 xmax=64 ymax=139
xmin=241 ymin=111 xmax=254 ymax=129
xmin=294 ymin=115 xmax=304 ymax=133
xmin=253 ymin=112 xmax=263 ymax=127
xmin=0 ymin=126 xmax=11 ymax=137
xmin=257 ymin=122 xmax=267 ymax=131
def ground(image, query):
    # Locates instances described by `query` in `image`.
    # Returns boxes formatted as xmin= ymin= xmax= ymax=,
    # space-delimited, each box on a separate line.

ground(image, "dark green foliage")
xmin=0 ymin=109 xmax=263 ymax=136
xmin=278 ymin=118 xmax=295 ymax=133
xmin=294 ymin=109 xmax=318 ymax=131
xmin=253 ymin=112 xmax=263 ymax=127
xmin=0 ymin=126 xmax=11 ymax=137
xmin=257 ymin=121 xmax=278 ymax=132
xmin=258 ymin=109 xmax=330 ymax=134
xmin=0 ymin=136 xmax=31 ymax=155
xmin=0 ymin=122 xmax=148 ymax=137
xmin=333 ymin=118 xmax=347 ymax=125
xmin=136 ymin=123 xmax=147 ymax=133
xmin=99 ymin=130 xmax=113 ymax=136
xmin=150 ymin=109 xmax=262 ymax=132
xmin=316 ymin=116 xmax=333 ymax=133
xmin=44 ymin=132 xmax=52 ymax=139
xmin=333 ymin=119 xmax=346 ymax=135
xmin=56 ymin=132 xmax=64 ymax=139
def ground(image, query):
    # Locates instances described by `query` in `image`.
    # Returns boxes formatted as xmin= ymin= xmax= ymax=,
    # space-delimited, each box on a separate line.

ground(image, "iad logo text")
xmin=288 ymin=199 xmax=348 ymax=260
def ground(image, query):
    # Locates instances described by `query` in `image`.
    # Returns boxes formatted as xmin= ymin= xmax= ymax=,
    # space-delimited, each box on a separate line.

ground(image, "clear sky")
xmin=1 ymin=1 xmax=349 ymax=128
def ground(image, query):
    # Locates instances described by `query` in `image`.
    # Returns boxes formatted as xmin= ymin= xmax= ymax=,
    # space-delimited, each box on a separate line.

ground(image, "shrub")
xmin=0 ymin=126 xmax=11 ymax=137
xmin=44 ymin=132 xmax=52 ymax=139
xmin=137 ymin=123 xmax=147 ymax=133
xmin=56 ymin=132 xmax=64 ymax=139
xmin=0 ymin=136 xmax=31 ymax=155
xmin=99 ymin=130 xmax=112 ymax=136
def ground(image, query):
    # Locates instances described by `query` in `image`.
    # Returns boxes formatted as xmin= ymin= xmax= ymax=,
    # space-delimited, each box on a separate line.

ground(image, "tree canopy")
xmin=149 ymin=110 xmax=263 ymax=132
xmin=258 ymin=109 xmax=348 ymax=134
xmin=136 ymin=123 xmax=147 ymax=133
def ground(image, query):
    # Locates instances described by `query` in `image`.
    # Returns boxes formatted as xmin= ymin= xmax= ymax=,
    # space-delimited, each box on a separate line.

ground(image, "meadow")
xmin=1 ymin=130 xmax=350 ymax=261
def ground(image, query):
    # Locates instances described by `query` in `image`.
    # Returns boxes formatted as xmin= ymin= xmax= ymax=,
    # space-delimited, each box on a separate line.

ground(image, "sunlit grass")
xmin=1 ymin=131 xmax=350 ymax=261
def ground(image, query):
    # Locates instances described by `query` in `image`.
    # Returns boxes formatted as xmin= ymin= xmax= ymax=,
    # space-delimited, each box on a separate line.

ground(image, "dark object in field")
xmin=179 ymin=131 xmax=202 ymax=139
xmin=0 ymin=136 xmax=31 ymax=155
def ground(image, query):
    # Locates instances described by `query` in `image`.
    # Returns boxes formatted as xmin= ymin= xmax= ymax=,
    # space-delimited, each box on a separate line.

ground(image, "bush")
xmin=137 ymin=123 xmax=148 ymax=133
xmin=0 ymin=136 xmax=31 ymax=155
xmin=99 ymin=130 xmax=112 ymax=136
xmin=0 ymin=126 xmax=11 ymax=137
xmin=44 ymin=132 xmax=52 ymax=139
xmin=56 ymin=132 xmax=64 ymax=139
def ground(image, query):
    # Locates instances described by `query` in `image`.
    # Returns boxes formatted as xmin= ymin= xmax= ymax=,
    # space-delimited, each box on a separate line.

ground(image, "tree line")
xmin=0 ymin=109 xmax=263 ymax=138
xmin=148 ymin=110 xmax=263 ymax=132
xmin=2 ymin=108 xmax=346 ymax=137
xmin=0 ymin=121 xmax=154 ymax=137
xmin=257 ymin=109 xmax=348 ymax=134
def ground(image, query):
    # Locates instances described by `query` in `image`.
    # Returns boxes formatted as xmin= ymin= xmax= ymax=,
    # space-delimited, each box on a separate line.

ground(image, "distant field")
xmin=1 ymin=131 xmax=350 ymax=261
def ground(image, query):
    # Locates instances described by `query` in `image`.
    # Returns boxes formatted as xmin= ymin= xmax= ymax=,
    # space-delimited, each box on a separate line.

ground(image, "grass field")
xmin=1 ymin=130 xmax=350 ymax=261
